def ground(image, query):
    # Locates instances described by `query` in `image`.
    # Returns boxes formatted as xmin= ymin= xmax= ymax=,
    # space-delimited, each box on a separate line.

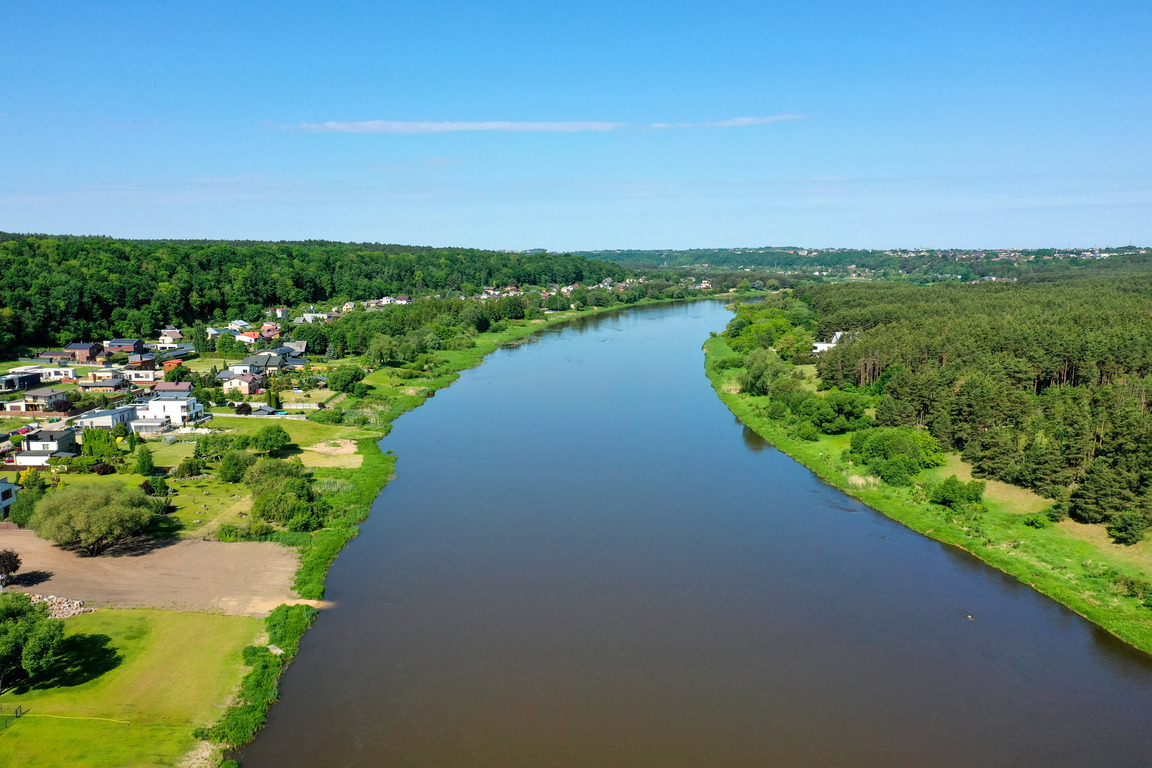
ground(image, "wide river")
xmin=240 ymin=300 xmax=1152 ymax=767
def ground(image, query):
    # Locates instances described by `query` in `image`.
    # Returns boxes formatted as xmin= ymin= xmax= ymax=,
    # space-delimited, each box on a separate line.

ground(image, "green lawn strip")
xmin=0 ymin=609 xmax=258 ymax=768
xmin=195 ymin=604 xmax=318 ymax=751
xmin=703 ymin=335 xmax=1152 ymax=655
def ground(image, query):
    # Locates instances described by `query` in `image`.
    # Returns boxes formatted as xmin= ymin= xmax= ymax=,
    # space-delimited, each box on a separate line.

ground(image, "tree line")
xmin=805 ymin=277 xmax=1152 ymax=541
xmin=0 ymin=235 xmax=630 ymax=354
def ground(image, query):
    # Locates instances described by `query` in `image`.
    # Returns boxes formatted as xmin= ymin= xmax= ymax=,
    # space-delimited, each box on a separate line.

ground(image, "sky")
xmin=2 ymin=0 xmax=1150 ymax=250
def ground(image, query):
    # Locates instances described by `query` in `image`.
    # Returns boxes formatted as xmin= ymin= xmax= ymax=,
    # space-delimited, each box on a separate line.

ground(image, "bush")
xmin=219 ymin=450 xmax=257 ymax=483
xmin=8 ymin=488 xmax=43 ymax=527
xmin=1108 ymin=510 xmax=1150 ymax=545
xmin=794 ymin=421 xmax=819 ymax=441
xmin=170 ymin=455 xmax=203 ymax=479
xmin=1023 ymin=513 xmax=1053 ymax=529
xmin=92 ymin=462 xmax=116 ymax=475
xmin=930 ymin=475 xmax=985 ymax=509
xmin=234 ymin=402 xmax=252 ymax=416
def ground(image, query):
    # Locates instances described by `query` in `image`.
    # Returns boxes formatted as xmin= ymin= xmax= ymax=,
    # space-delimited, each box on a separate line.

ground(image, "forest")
xmin=0 ymin=235 xmax=628 ymax=355
xmin=724 ymin=275 xmax=1152 ymax=542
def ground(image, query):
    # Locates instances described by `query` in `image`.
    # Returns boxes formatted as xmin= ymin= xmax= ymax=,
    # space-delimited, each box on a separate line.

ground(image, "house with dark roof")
xmin=3 ymin=387 xmax=70 ymax=413
xmin=65 ymin=342 xmax=105 ymax=362
xmin=106 ymin=338 xmax=145 ymax=354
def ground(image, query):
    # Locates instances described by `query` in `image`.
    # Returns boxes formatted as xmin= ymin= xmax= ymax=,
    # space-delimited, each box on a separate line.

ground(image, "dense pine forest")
xmin=0 ymin=235 xmax=628 ymax=354
xmin=722 ymin=275 xmax=1152 ymax=542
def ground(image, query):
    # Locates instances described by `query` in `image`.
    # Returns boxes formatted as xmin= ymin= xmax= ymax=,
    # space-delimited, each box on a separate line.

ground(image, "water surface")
xmin=241 ymin=301 xmax=1152 ymax=767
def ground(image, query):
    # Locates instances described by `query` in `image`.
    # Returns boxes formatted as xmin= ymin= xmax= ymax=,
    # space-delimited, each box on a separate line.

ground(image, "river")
xmin=239 ymin=300 xmax=1152 ymax=767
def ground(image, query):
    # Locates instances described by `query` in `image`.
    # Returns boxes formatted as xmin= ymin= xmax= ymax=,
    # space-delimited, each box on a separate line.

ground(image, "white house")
xmin=812 ymin=332 xmax=845 ymax=355
xmin=71 ymin=405 xmax=139 ymax=431
xmin=227 ymin=319 xmax=253 ymax=332
xmin=138 ymin=396 xmax=205 ymax=427
xmin=15 ymin=427 xmax=79 ymax=467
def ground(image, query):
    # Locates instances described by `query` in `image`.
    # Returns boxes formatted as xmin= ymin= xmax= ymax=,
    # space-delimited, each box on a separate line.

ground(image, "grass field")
xmin=0 ymin=609 xmax=259 ymax=768
xmin=208 ymin=415 xmax=379 ymax=446
xmin=703 ymin=335 xmax=1152 ymax=655
xmin=145 ymin=440 xmax=196 ymax=468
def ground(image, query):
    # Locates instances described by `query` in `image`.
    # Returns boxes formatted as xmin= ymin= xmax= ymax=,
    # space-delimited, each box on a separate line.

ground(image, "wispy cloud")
xmin=299 ymin=120 xmax=628 ymax=134
xmin=649 ymin=114 xmax=806 ymax=129
xmin=293 ymin=115 xmax=806 ymax=134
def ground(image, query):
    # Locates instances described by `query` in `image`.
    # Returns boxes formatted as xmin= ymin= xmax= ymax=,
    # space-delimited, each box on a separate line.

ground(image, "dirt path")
xmin=0 ymin=530 xmax=319 ymax=617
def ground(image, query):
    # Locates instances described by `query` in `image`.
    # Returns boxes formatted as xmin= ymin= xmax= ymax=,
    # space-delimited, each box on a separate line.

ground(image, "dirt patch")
xmin=0 ymin=530 xmax=319 ymax=618
xmin=304 ymin=439 xmax=358 ymax=455
xmin=299 ymin=438 xmax=364 ymax=468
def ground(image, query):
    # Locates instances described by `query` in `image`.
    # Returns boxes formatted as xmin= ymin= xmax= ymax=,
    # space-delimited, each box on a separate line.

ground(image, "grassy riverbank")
xmin=703 ymin=335 xmax=1152 ymax=656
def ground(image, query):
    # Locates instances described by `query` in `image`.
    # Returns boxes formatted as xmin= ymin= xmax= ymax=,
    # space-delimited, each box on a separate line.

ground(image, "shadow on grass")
xmin=15 ymin=634 xmax=122 ymax=693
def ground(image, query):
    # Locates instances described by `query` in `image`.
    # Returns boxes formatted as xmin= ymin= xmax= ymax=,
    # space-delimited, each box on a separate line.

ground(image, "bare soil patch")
xmin=299 ymin=438 xmax=364 ymax=468
xmin=0 ymin=530 xmax=316 ymax=617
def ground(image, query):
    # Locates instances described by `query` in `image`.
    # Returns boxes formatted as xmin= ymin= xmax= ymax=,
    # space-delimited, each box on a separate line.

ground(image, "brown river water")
xmin=238 ymin=300 xmax=1152 ymax=767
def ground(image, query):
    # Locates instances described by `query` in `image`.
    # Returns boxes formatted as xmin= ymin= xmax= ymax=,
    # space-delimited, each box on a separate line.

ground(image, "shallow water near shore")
xmin=239 ymin=300 xmax=1152 ymax=767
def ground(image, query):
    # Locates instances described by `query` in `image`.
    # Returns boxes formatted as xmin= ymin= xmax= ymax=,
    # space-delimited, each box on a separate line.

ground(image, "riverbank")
xmin=703 ymin=335 xmax=1152 ymax=656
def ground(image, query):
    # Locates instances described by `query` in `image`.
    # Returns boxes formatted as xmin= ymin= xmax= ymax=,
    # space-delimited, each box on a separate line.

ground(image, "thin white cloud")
xmin=650 ymin=114 xmax=806 ymax=129
xmin=294 ymin=115 xmax=806 ymax=134
xmin=299 ymin=120 xmax=628 ymax=134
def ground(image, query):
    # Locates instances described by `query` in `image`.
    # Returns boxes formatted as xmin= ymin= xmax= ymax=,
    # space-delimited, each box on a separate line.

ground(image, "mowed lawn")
xmin=0 ymin=609 xmax=258 ymax=768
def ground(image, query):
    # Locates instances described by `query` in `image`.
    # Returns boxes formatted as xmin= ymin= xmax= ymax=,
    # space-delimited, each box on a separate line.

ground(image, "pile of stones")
xmin=30 ymin=594 xmax=93 ymax=619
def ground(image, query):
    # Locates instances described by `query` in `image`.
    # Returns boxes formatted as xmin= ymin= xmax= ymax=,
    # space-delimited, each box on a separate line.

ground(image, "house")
xmin=282 ymin=340 xmax=307 ymax=356
xmin=227 ymin=319 xmax=253 ymax=332
xmin=37 ymin=349 xmax=73 ymax=362
xmin=152 ymin=381 xmax=193 ymax=395
xmin=71 ymin=405 xmax=138 ymax=431
xmin=395 ymin=295 xmax=412 ymax=304
xmin=126 ymin=353 xmax=157 ymax=370
xmin=11 ymin=365 xmax=74 ymax=382
xmin=138 ymin=396 xmax=205 ymax=426
xmin=15 ymin=427 xmax=79 ymax=467
xmin=0 ymin=478 xmax=19 ymax=517
xmin=4 ymin=387 xmax=70 ymax=413
xmin=121 ymin=369 xmax=161 ymax=383
xmin=229 ymin=354 xmax=289 ymax=376
xmin=235 ymin=332 xmax=261 ymax=346
xmin=76 ymin=378 xmax=129 ymax=393
xmin=64 ymin=342 xmax=105 ymax=363
xmin=157 ymin=328 xmax=184 ymax=348
xmin=161 ymin=359 xmax=185 ymax=374
xmin=273 ymin=307 xmax=289 ymax=319
xmin=205 ymin=327 xmax=223 ymax=341
xmin=129 ymin=418 xmax=171 ymax=437
xmin=222 ymin=373 xmax=263 ymax=396
xmin=261 ymin=322 xmax=280 ymax=333
xmin=812 ymin=332 xmax=845 ymax=355
xmin=105 ymin=338 xmax=145 ymax=355
xmin=0 ymin=372 xmax=43 ymax=392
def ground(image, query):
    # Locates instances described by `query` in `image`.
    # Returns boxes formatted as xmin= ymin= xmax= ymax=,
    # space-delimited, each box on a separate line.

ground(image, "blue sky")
xmin=2 ymin=0 xmax=1149 ymax=249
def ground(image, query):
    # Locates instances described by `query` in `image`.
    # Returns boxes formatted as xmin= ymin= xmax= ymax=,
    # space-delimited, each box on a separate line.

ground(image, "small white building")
xmin=15 ymin=427 xmax=79 ymax=467
xmin=812 ymin=332 xmax=845 ymax=355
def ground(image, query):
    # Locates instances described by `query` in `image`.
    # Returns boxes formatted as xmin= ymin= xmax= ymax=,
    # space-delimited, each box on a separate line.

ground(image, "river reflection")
xmin=240 ymin=300 xmax=1152 ymax=768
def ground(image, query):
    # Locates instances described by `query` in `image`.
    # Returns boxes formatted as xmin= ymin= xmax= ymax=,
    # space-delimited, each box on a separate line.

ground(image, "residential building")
xmin=228 ymin=319 xmax=253 ymax=332
xmin=3 ymin=387 xmax=70 ymax=413
xmin=76 ymin=378 xmax=129 ymax=393
xmin=127 ymin=353 xmax=157 ymax=370
xmin=105 ymin=338 xmax=145 ymax=354
xmin=15 ymin=427 xmax=79 ymax=467
xmin=129 ymin=418 xmax=170 ymax=437
xmin=64 ymin=342 xmax=105 ymax=362
xmin=236 ymin=332 xmax=261 ymax=346
xmin=153 ymin=381 xmax=194 ymax=395
xmin=71 ymin=405 xmax=138 ymax=431
xmin=121 ymin=368 xmax=161 ymax=383
xmin=138 ymin=396 xmax=205 ymax=426
xmin=222 ymin=373 xmax=263 ymax=396
xmin=158 ymin=328 xmax=183 ymax=346
xmin=0 ymin=372 xmax=43 ymax=392
xmin=0 ymin=479 xmax=19 ymax=516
